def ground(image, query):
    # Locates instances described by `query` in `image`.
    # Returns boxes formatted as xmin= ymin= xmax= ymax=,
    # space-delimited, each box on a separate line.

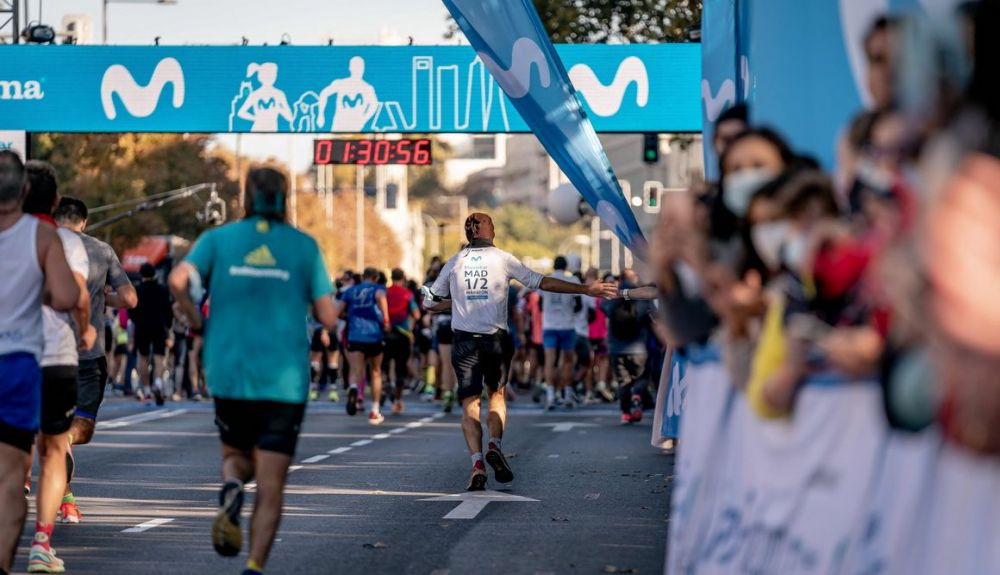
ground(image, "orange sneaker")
xmin=58 ymin=500 xmax=81 ymax=524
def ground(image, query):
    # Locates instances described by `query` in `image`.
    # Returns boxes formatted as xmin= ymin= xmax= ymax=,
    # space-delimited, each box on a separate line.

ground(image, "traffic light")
xmin=642 ymin=181 xmax=662 ymax=214
xmin=642 ymin=133 xmax=659 ymax=164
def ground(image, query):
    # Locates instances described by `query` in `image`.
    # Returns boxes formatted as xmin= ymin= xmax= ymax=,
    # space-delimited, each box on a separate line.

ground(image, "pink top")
xmin=588 ymin=299 xmax=608 ymax=340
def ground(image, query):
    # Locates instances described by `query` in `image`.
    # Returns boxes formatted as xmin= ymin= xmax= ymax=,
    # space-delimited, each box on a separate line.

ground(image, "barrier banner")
xmin=667 ymin=364 xmax=1000 ymax=574
xmin=442 ymin=0 xmax=647 ymax=250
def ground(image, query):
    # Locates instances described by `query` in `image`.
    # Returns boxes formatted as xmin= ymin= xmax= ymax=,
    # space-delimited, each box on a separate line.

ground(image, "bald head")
xmin=464 ymin=212 xmax=495 ymax=243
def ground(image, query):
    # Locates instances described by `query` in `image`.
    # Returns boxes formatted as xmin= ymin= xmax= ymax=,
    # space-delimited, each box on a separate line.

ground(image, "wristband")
xmin=623 ymin=288 xmax=631 ymax=301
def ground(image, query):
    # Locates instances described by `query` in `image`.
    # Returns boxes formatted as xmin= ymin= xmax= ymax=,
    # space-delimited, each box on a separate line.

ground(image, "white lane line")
xmin=420 ymin=491 xmax=539 ymax=520
xmin=419 ymin=417 xmax=435 ymax=423
xmin=547 ymin=454 xmax=560 ymax=459
xmin=328 ymin=446 xmax=352 ymax=455
xmin=432 ymin=412 xmax=446 ymax=419
xmin=122 ymin=518 xmax=174 ymax=533
xmin=389 ymin=428 xmax=407 ymax=434
xmin=350 ymin=439 xmax=373 ymax=447
xmin=97 ymin=409 xmax=189 ymax=429
xmin=405 ymin=422 xmax=425 ymax=429
xmin=288 ymin=465 xmax=303 ymax=472
xmin=301 ymin=454 xmax=330 ymax=464
xmin=372 ymin=433 xmax=391 ymax=440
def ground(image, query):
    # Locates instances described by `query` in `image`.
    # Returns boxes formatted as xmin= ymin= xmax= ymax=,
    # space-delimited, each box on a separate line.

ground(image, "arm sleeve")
xmin=308 ymin=243 xmax=334 ymax=301
xmin=430 ymin=256 xmax=456 ymax=299
xmin=505 ymin=253 xmax=543 ymax=290
xmin=184 ymin=230 xmax=216 ymax=279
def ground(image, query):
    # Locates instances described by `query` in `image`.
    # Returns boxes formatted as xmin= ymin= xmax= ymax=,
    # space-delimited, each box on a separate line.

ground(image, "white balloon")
xmin=547 ymin=183 xmax=584 ymax=225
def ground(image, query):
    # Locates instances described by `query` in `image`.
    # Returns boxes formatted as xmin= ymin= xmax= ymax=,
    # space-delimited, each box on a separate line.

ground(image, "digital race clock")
xmin=312 ymin=138 xmax=432 ymax=166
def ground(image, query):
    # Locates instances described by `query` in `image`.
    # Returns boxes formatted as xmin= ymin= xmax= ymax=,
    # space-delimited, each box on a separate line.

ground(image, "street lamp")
xmin=103 ymin=0 xmax=176 ymax=44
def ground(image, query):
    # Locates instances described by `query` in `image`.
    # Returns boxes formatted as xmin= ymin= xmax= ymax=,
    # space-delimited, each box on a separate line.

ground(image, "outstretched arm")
xmin=168 ymin=262 xmax=203 ymax=331
xmin=540 ymin=276 xmax=618 ymax=299
xmin=620 ymin=285 xmax=659 ymax=301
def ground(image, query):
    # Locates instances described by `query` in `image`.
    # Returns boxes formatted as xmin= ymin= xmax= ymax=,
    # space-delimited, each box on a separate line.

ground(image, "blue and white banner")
xmin=0 ymin=130 xmax=26 ymax=160
xmin=442 ymin=0 xmax=647 ymax=251
xmin=0 ymin=45 xmax=699 ymax=136
xmin=667 ymin=363 xmax=1000 ymax=574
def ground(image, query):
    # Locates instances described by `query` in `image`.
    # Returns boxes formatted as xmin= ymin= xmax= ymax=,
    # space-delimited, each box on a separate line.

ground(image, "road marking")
xmin=547 ymin=454 xmax=560 ymax=459
xmin=122 ymin=518 xmax=174 ymax=533
xmin=351 ymin=439 xmax=373 ymax=447
xmin=432 ymin=412 xmax=445 ymax=419
xmin=419 ymin=417 xmax=435 ymax=423
xmin=389 ymin=427 xmax=407 ymax=434
xmin=534 ymin=422 xmax=599 ymax=433
xmin=288 ymin=465 xmax=303 ymax=472
xmin=420 ymin=490 xmax=538 ymax=520
xmin=328 ymin=446 xmax=352 ymax=455
xmin=98 ymin=409 xmax=189 ymax=429
xmin=372 ymin=433 xmax=391 ymax=440
xmin=301 ymin=454 xmax=329 ymax=464
xmin=405 ymin=422 xmax=425 ymax=429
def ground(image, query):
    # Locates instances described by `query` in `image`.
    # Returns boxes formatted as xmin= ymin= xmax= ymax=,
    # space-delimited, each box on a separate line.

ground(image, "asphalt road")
xmin=16 ymin=396 xmax=673 ymax=575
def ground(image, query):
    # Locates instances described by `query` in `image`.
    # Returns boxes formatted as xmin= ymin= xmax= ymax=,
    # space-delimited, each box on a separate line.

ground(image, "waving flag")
xmin=442 ymin=0 xmax=646 ymax=253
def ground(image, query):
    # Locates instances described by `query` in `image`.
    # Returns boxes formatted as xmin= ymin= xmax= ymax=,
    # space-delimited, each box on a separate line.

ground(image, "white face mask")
xmin=751 ymin=221 xmax=790 ymax=271
xmin=782 ymin=233 xmax=808 ymax=274
xmin=722 ymin=167 xmax=778 ymax=217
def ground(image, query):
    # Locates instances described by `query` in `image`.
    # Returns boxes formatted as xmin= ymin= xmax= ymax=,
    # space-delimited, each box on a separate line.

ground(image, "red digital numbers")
xmin=313 ymin=139 xmax=432 ymax=165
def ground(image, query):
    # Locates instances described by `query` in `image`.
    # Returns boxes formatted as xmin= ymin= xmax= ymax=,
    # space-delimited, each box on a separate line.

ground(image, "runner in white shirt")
xmin=424 ymin=212 xmax=617 ymax=491
xmin=22 ymin=160 xmax=95 ymax=574
xmin=540 ymin=257 xmax=581 ymax=410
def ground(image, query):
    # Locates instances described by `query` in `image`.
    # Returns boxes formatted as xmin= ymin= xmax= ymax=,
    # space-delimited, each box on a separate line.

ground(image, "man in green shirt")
xmin=169 ymin=168 xmax=335 ymax=575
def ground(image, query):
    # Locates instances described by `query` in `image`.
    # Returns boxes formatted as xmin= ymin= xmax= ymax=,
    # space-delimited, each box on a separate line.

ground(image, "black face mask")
xmin=847 ymin=174 xmax=894 ymax=215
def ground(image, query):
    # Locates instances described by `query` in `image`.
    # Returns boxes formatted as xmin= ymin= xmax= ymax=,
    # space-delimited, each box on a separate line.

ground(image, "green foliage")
xmin=488 ymin=202 xmax=583 ymax=260
xmin=32 ymin=133 xmax=238 ymax=253
xmin=447 ymin=0 xmax=702 ymax=43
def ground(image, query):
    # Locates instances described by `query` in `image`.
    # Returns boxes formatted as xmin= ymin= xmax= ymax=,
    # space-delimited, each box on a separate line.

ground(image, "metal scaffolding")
xmin=0 ymin=0 xmax=19 ymax=44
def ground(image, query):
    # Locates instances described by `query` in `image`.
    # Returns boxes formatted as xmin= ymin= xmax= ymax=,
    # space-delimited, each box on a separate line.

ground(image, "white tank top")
xmin=0 ymin=215 xmax=44 ymax=359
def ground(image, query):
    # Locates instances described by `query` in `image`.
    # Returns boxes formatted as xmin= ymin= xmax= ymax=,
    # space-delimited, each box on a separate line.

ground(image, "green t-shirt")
xmin=185 ymin=217 xmax=332 ymax=404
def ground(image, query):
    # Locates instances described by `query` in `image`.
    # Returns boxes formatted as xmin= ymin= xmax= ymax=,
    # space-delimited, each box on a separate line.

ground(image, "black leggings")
xmin=382 ymin=329 xmax=412 ymax=389
xmin=612 ymin=353 xmax=648 ymax=414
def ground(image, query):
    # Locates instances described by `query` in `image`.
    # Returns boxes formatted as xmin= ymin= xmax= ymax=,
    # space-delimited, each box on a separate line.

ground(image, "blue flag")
xmin=442 ymin=0 xmax=646 ymax=253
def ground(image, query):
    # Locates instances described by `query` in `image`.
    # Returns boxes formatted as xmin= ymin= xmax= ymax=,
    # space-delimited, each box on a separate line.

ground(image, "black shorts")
xmin=310 ymin=328 xmax=339 ymax=352
xmin=41 ymin=365 xmax=77 ymax=435
xmin=347 ymin=341 xmax=384 ymax=358
xmin=135 ymin=327 xmax=167 ymax=356
xmin=589 ymin=338 xmax=609 ymax=356
xmin=214 ymin=398 xmax=306 ymax=456
xmin=76 ymin=357 xmax=108 ymax=420
xmin=114 ymin=343 xmax=128 ymax=355
xmin=435 ymin=322 xmax=454 ymax=346
xmin=452 ymin=329 xmax=509 ymax=401
xmin=104 ymin=325 xmax=113 ymax=354
xmin=575 ymin=334 xmax=593 ymax=360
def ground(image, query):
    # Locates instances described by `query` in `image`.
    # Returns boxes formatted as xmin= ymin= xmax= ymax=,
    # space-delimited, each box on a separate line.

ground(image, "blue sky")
xmin=33 ymin=0 xmax=455 ymax=171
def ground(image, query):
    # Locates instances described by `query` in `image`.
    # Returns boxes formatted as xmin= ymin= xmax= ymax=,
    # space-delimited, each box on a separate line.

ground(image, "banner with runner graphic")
xmin=442 ymin=0 xmax=647 ymax=250
xmin=668 ymin=363 xmax=1000 ymax=574
xmin=0 ymin=45 xmax=699 ymax=135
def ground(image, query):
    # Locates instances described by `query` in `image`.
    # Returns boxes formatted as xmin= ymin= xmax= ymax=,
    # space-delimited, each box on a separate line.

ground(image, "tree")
xmin=446 ymin=0 xmax=701 ymax=44
xmin=295 ymin=189 xmax=402 ymax=275
xmin=32 ymin=133 xmax=238 ymax=253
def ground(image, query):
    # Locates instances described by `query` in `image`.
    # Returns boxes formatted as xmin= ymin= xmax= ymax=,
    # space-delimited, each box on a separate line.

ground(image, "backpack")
xmin=609 ymin=300 xmax=644 ymax=341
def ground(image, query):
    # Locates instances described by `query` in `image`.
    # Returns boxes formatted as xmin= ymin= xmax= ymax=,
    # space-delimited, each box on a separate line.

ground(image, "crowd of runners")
xmin=0 ymin=157 xmax=645 ymax=575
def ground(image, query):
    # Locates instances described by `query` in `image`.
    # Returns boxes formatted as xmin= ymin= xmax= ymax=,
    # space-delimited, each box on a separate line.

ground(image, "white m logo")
xmin=477 ymin=37 xmax=550 ymax=99
xmin=101 ymin=57 xmax=185 ymax=120
xmin=569 ymin=57 xmax=649 ymax=117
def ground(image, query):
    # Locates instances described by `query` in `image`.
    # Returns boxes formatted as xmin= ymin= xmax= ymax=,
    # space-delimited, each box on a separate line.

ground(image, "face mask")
xmin=722 ymin=167 xmax=777 ymax=217
xmin=751 ymin=221 xmax=791 ymax=271
xmin=782 ymin=233 xmax=808 ymax=274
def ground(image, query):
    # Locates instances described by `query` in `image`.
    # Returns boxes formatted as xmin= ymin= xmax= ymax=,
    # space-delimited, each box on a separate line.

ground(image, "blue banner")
xmin=0 ymin=45 xmax=699 ymax=136
xmin=442 ymin=0 xmax=647 ymax=251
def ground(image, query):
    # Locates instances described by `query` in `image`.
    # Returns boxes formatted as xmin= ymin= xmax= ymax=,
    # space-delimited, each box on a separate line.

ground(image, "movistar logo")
xmin=477 ymin=37 xmax=550 ymax=99
xmin=244 ymin=245 xmax=277 ymax=266
xmin=342 ymin=94 xmax=365 ymax=108
xmin=0 ymin=79 xmax=44 ymax=101
xmin=470 ymin=256 xmax=482 ymax=261
xmin=101 ymin=57 xmax=185 ymax=120
xmin=569 ymin=57 xmax=648 ymax=117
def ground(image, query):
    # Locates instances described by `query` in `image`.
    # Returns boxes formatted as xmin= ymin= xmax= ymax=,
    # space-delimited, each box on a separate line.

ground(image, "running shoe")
xmin=135 ymin=388 xmax=146 ymax=402
xmin=27 ymin=534 xmax=64 ymax=573
xmin=212 ymin=480 xmax=244 ymax=557
xmin=152 ymin=383 xmax=165 ymax=407
xmin=466 ymin=467 xmax=488 ymax=491
xmin=171 ymin=393 xmax=182 ymax=402
xmin=620 ymin=413 xmax=634 ymax=425
xmin=442 ymin=391 xmax=455 ymax=414
xmin=191 ymin=393 xmax=203 ymax=402
xmin=368 ymin=411 xmax=385 ymax=426
xmin=392 ymin=400 xmax=404 ymax=415
xmin=309 ymin=389 xmax=320 ymax=401
xmin=485 ymin=446 xmax=514 ymax=484
xmin=346 ymin=386 xmax=359 ymax=416
xmin=544 ymin=384 xmax=556 ymax=411
xmin=58 ymin=500 xmax=81 ymax=524
xmin=328 ymin=389 xmax=340 ymax=402
xmin=630 ymin=394 xmax=643 ymax=423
